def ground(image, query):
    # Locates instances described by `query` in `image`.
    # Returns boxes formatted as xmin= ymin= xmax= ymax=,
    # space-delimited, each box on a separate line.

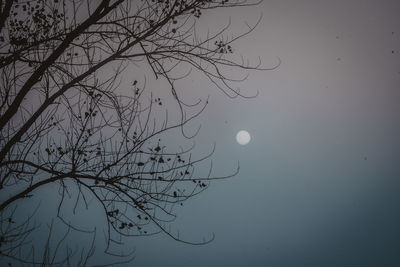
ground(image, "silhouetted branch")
xmin=0 ymin=0 xmax=273 ymax=265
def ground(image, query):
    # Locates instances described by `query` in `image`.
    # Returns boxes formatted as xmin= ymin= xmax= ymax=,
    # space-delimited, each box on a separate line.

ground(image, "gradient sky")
xmin=128 ymin=1 xmax=400 ymax=266
xmin=2 ymin=1 xmax=400 ymax=266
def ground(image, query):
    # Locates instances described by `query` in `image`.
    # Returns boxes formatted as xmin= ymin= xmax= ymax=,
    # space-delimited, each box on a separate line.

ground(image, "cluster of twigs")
xmin=0 ymin=0 xmax=276 ymax=265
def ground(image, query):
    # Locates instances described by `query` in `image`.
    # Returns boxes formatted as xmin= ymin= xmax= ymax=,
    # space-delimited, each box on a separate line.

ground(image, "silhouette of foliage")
xmin=0 ymin=0 xmax=277 ymax=265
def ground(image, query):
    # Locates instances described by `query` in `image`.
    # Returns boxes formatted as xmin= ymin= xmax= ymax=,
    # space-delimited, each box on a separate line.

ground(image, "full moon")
xmin=236 ymin=130 xmax=251 ymax=145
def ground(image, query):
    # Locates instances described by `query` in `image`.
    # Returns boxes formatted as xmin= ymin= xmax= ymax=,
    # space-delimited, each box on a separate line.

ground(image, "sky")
xmin=128 ymin=1 xmax=400 ymax=266
xmin=2 ymin=0 xmax=400 ymax=266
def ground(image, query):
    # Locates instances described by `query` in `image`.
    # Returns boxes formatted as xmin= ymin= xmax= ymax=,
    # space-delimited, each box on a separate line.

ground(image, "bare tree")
xmin=0 ymin=0 xmax=278 ymax=265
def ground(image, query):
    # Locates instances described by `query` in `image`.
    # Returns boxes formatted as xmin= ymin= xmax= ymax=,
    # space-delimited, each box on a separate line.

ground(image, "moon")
xmin=236 ymin=130 xmax=251 ymax=145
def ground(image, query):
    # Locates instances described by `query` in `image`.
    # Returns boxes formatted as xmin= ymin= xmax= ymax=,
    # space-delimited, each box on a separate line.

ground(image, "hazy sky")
xmin=2 ymin=1 xmax=399 ymax=266
xmin=129 ymin=1 xmax=400 ymax=266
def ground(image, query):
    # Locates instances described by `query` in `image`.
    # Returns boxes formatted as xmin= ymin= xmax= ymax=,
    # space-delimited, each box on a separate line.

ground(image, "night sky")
xmin=2 ymin=0 xmax=400 ymax=266
xmin=129 ymin=1 xmax=400 ymax=266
